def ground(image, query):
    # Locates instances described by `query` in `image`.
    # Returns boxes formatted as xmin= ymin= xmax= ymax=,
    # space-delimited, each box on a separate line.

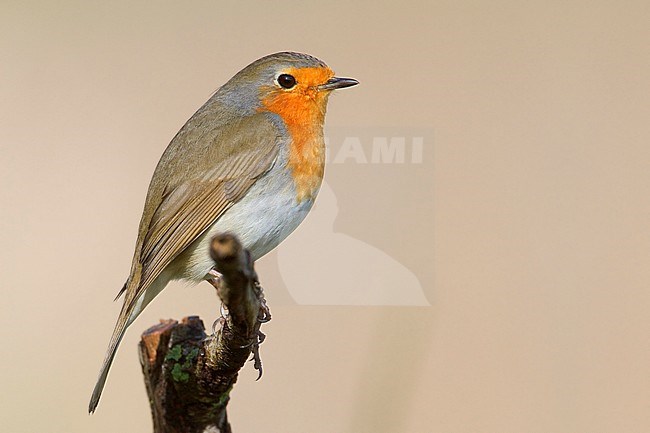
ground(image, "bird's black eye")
xmin=277 ymin=74 xmax=296 ymax=89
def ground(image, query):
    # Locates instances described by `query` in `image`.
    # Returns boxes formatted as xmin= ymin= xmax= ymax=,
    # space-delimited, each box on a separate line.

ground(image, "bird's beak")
xmin=319 ymin=76 xmax=359 ymax=91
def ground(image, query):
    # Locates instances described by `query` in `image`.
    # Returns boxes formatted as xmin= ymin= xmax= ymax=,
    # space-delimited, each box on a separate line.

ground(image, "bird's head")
xmin=215 ymin=52 xmax=358 ymax=127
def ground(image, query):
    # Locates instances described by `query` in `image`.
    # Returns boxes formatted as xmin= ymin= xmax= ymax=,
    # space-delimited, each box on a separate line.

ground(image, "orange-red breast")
xmin=89 ymin=52 xmax=358 ymax=412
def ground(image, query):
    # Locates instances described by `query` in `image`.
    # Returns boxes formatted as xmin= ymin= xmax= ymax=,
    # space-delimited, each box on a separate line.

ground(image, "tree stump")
xmin=138 ymin=233 xmax=268 ymax=433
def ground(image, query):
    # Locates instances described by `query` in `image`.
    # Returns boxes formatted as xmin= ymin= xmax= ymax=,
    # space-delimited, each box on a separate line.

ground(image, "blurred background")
xmin=1 ymin=1 xmax=649 ymax=432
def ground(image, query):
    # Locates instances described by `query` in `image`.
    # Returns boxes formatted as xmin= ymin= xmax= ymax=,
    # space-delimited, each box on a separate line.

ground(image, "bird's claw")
xmin=249 ymin=328 xmax=265 ymax=380
xmin=208 ymin=302 xmax=229 ymax=338
xmin=254 ymin=280 xmax=272 ymax=323
xmin=248 ymin=282 xmax=269 ymax=380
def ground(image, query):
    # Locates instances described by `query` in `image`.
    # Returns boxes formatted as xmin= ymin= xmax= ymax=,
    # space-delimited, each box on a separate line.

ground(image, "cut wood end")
xmin=210 ymin=232 xmax=242 ymax=263
xmin=141 ymin=319 xmax=177 ymax=365
xmin=180 ymin=315 xmax=203 ymax=327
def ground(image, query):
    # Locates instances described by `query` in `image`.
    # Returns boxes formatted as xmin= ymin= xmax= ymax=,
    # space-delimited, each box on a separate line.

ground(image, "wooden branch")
xmin=138 ymin=233 xmax=265 ymax=433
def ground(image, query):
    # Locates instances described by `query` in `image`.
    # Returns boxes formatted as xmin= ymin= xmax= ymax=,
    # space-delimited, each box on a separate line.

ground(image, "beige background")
xmin=2 ymin=1 xmax=649 ymax=432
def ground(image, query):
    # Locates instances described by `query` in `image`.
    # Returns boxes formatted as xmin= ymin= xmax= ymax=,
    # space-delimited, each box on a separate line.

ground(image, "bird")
xmin=88 ymin=51 xmax=358 ymax=412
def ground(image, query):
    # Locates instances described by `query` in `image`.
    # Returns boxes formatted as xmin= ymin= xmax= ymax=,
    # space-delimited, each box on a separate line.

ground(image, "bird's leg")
xmin=208 ymin=269 xmax=228 ymax=336
xmin=254 ymin=280 xmax=271 ymax=323
xmin=245 ymin=278 xmax=271 ymax=379
xmin=249 ymin=327 xmax=265 ymax=380
xmin=207 ymin=269 xmax=222 ymax=289
xmin=250 ymin=304 xmax=271 ymax=380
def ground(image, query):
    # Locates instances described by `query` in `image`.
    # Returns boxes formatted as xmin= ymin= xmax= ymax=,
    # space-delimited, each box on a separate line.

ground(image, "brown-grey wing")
xmin=126 ymin=132 xmax=279 ymax=312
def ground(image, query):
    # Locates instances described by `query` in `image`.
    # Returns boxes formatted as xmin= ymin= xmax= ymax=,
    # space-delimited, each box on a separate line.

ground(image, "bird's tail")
xmin=88 ymin=310 xmax=130 ymax=413
xmin=88 ymin=273 xmax=169 ymax=413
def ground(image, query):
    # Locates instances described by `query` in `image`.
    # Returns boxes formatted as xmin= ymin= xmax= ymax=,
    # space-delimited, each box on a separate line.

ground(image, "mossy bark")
xmin=138 ymin=234 xmax=266 ymax=433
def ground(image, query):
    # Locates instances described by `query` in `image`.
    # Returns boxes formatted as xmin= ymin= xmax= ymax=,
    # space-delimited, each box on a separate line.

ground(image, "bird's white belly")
xmin=176 ymin=165 xmax=318 ymax=282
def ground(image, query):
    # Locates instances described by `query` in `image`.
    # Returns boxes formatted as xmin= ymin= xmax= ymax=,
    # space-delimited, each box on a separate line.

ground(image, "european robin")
xmin=89 ymin=52 xmax=358 ymax=412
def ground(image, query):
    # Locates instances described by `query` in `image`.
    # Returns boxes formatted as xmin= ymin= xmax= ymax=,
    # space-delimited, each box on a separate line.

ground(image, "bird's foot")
xmin=207 ymin=269 xmax=222 ymax=290
xmin=246 ymin=281 xmax=271 ymax=379
xmin=220 ymin=302 xmax=229 ymax=319
xmin=254 ymin=280 xmax=272 ymax=323
xmin=208 ymin=270 xmax=229 ymax=324
xmin=210 ymin=316 xmax=225 ymax=340
xmin=248 ymin=328 xmax=266 ymax=380
xmin=208 ymin=298 xmax=229 ymax=338
xmin=210 ymin=303 xmax=229 ymax=333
